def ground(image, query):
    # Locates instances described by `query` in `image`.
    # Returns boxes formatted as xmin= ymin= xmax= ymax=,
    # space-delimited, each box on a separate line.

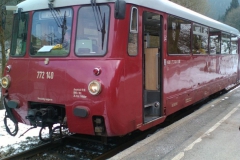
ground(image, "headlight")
xmin=1 ymin=76 xmax=11 ymax=89
xmin=88 ymin=80 xmax=101 ymax=95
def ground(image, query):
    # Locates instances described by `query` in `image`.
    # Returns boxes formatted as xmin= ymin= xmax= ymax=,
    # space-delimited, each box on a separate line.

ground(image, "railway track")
xmin=1 ymin=88 xmax=235 ymax=160
xmin=1 ymin=141 xmax=63 ymax=160
xmin=0 ymin=127 xmax=163 ymax=160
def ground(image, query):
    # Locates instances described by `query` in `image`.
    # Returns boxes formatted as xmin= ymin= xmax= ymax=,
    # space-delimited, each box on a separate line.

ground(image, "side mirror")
xmin=114 ymin=0 xmax=126 ymax=19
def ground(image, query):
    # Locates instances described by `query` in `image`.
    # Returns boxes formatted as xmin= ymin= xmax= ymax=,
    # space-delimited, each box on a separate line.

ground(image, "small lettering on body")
xmin=166 ymin=60 xmax=181 ymax=65
xmin=171 ymin=102 xmax=178 ymax=107
xmin=185 ymin=97 xmax=192 ymax=103
xmin=37 ymin=97 xmax=53 ymax=102
xmin=73 ymin=88 xmax=87 ymax=98
xmin=37 ymin=71 xmax=54 ymax=79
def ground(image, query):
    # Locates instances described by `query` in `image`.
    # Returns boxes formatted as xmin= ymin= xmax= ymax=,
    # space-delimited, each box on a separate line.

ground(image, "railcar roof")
xmin=17 ymin=0 xmax=239 ymax=35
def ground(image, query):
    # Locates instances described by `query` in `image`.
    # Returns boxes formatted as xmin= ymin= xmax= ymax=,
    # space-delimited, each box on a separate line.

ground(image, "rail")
xmin=1 ymin=141 xmax=62 ymax=160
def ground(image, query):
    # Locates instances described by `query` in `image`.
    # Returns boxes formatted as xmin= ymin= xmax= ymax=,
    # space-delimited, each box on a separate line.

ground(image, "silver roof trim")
xmin=17 ymin=0 xmax=239 ymax=35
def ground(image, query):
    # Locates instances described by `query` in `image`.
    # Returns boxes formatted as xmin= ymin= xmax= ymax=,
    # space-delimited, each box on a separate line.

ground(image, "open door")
xmin=143 ymin=12 xmax=162 ymax=123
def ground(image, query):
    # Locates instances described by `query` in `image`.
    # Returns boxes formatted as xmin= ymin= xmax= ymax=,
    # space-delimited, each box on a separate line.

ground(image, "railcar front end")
xmin=1 ymin=0 xmax=145 ymax=139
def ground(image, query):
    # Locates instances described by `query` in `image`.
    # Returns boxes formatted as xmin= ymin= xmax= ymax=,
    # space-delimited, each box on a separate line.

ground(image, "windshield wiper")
xmin=61 ymin=12 xmax=67 ymax=43
xmin=101 ymin=13 xmax=106 ymax=49
xmin=91 ymin=0 xmax=106 ymax=49
xmin=48 ymin=3 xmax=67 ymax=44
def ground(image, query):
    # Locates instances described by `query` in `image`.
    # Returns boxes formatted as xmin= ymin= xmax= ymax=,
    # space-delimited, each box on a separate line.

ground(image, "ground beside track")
xmin=110 ymin=86 xmax=240 ymax=160
xmin=1 ymin=87 xmax=240 ymax=159
xmin=0 ymin=112 xmax=45 ymax=159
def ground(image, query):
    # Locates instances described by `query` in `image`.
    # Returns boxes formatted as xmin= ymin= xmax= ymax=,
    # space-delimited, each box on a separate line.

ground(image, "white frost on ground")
xmin=0 ymin=109 xmax=42 ymax=153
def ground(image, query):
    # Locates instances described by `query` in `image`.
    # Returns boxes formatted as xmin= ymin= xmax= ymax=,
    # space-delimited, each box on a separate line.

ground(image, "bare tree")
xmin=0 ymin=1 xmax=8 ymax=77
xmin=0 ymin=0 xmax=22 ymax=77
xmin=0 ymin=0 xmax=22 ymax=109
xmin=170 ymin=0 xmax=210 ymax=15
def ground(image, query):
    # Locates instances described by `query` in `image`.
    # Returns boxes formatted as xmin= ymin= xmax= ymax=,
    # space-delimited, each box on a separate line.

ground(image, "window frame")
xmin=130 ymin=7 xmax=138 ymax=33
xmin=221 ymin=32 xmax=231 ymax=55
xmin=10 ymin=12 xmax=29 ymax=57
xmin=209 ymin=27 xmax=221 ymax=55
xmin=230 ymin=34 xmax=238 ymax=55
xmin=192 ymin=23 xmax=209 ymax=55
xmin=30 ymin=7 xmax=73 ymax=57
xmin=128 ymin=6 xmax=138 ymax=56
xmin=167 ymin=15 xmax=192 ymax=56
xmin=75 ymin=4 xmax=110 ymax=57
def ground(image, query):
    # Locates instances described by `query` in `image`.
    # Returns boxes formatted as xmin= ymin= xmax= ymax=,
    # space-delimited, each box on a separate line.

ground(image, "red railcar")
xmin=1 ymin=0 xmax=240 ymax=139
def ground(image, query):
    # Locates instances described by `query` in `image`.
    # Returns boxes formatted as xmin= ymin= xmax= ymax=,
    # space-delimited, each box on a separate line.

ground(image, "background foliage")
xmin=222 ymin=0 xmax=240 ymax=31
xmin=170 ymin=0 xmax=210 ymax=15
xmin=172 ymin=0 xmax=240 ymax=31
xmin=0 ymin=0 xmax=24 ymax=76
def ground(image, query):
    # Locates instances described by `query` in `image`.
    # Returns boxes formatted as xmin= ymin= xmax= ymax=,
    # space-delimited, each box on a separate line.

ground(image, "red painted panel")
xmin=3 ymin=59 xmax=30 ymax=124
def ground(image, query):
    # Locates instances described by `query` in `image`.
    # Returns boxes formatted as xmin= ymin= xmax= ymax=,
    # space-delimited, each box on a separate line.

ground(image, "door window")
xmin=128 ymin=7 xmax=138 ymax=56
xmin=10 ymin=13 xmax=29 ymax=56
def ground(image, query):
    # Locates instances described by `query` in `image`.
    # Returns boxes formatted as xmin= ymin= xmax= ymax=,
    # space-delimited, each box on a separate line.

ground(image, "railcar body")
xmin=1 ymin=0 xmax=240 ymax=138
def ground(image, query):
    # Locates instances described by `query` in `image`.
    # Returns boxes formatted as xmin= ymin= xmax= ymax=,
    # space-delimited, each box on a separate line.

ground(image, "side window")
xmin=221 ymin=32 xmax=231 ymax=54
xmin=128 ymin=7 xmax=138 ymax=56
xmin=231 ymin=35 xmax=238 ymax=54
xmin=209 ymin=28 xmax=221 ymax=55
xmin=167 ymin=15 xmax=191 ymax=55
xmin=192 ymin=23 xmax=209 ymax=54
xmin=10 ymin=13 xmax=29 ymax=56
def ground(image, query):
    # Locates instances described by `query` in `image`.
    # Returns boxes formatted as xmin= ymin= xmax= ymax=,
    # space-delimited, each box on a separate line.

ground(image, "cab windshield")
xmin=75 ymin=5 xmax=110 ymax=56
xmin=30 ymin=8 xmax=73 ymax=56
